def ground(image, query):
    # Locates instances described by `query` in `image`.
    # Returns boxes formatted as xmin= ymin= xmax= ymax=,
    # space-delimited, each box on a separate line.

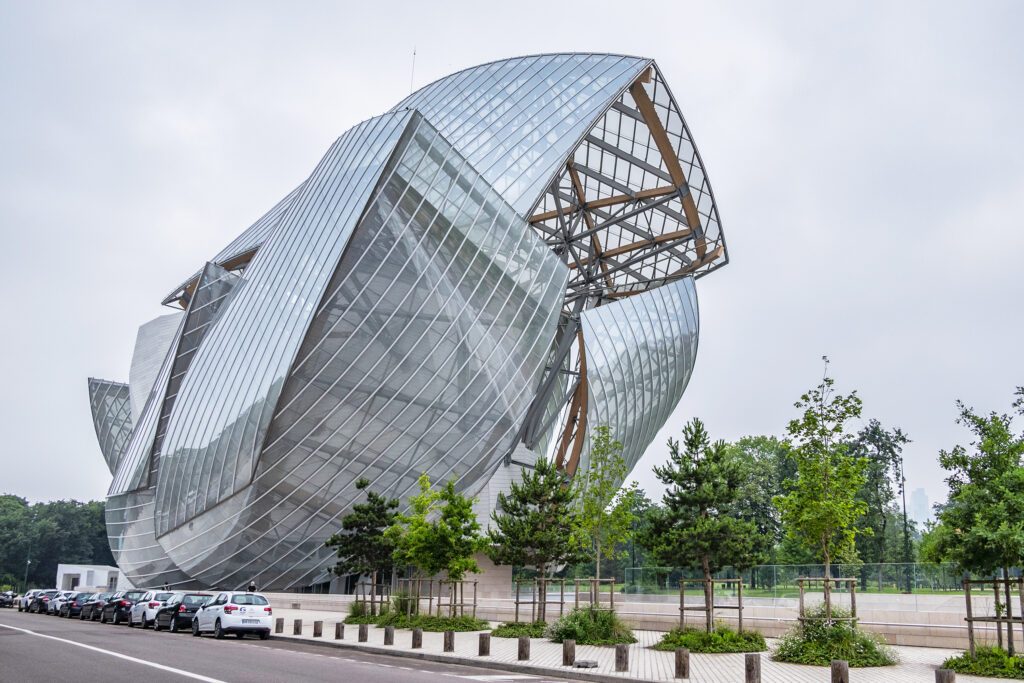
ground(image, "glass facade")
xmin=88 ymin=54 xmax=728 ymax=590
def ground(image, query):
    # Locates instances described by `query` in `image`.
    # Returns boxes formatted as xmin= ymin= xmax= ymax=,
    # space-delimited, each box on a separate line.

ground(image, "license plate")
xmin=242 ymin=619 xmax=260 ymax=624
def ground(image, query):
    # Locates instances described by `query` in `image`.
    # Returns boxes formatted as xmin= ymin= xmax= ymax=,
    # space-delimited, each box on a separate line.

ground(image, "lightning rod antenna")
xmin=409 ymin=47 xmax=416 ymax=94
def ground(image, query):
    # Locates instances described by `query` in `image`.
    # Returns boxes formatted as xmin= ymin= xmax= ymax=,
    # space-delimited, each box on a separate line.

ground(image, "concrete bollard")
xmin=292 ymin=619 xmax=302 ymax=635
xmin=831 ymin=660 xmax=849 ymax=683
xmin=313 ymin=621 xmax=323 ymax=638
xmin=936 ymin=670 xmax=956 ymax=683
xmin=274 ymin=618 xmax=284 ymax=634
xmin=562 ymin=639 xmax=575 ymax=666
xmin=745 ymin=653 xmax=761 ymax=683
xmin=334 ymin=622 xmax=344 ymax=640
xmin=444 ymin=630 xmax=455 ymax=652
xmin=358 ymin=623 xmax=368 ymax=642
xmin=675 ymin=647 xmax=690 ymax=679
xmin=615 ymin=644 xmax=629 ymax=672
xmin=478 ymin=632 xmax=490 ymax=656
xmin=518 ymin=635 xmax=530 ymax=661
xmin=384 ymin=625 xmax=394 ymax=645
xmin=412 ymin=628 xmax=423 ymax=649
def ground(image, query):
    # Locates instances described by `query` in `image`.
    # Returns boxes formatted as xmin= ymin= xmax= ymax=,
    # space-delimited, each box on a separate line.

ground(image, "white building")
xmin=55 ymin=564 xmax=120 ymax=592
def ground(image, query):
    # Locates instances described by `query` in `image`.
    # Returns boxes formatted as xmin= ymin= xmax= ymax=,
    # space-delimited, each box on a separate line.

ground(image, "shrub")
xmin=772 ymin=605 xmax=897 ymax=667
xmin=492 ymin=621 xmax=547 ymax=638
xmin=373 ymin=611 xmax=490 ymax=632
xmin=942 ymin=647 xmax=1024 ymax=678
xmin=545 ymin=607 xmax=636 ymax=646
xmin=345 ymin=599 xmax=389 ymax=624
xmin=655 ymin=625 xmax=766 ymax=653
xmin=391 ymin=591 xmax=415 ymax=616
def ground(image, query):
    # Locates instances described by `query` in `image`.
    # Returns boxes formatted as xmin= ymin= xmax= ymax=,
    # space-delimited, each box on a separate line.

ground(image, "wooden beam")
xmin=671 ymin=244 xmax=725 ymax=276
xmin=567 ymin=228 xmax=693 ymax=269
xmin=629 ymin=79 xmax=707 ymax=257
xmin=528 ymin=185 xmax=678 ymax=224
xmin=566 ymin=161 xmax=615 ymax=290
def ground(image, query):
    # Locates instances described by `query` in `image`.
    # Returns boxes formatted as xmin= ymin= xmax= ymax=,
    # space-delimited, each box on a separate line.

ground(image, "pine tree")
xmin=324 ymin=477 xmax=399 ymax=579
xmin=647 ymin=418 xmax=766 ymax=632
xmin=487 ymin=458 xmax=587 ymax=621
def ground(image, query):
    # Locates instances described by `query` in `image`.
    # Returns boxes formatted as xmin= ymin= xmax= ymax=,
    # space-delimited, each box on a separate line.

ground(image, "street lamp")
xmin=23 ymin=559 xmax=31 ymax=593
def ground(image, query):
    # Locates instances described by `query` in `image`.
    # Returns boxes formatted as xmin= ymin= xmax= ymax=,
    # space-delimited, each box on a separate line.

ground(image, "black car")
xmin=153 ymin=592 xmax=212 ymax=633
xmin=80 ymin=592 xmax=113 ymax=621
xmin=28 ymin=589 xmax=59 ymax=614
xmin=59 ymin=592 xmax=94 ymax=618
xmin=0 ymin=591 xmax=15 ymax=608
xmin=101 ymin=590 xmax=148 ymax=624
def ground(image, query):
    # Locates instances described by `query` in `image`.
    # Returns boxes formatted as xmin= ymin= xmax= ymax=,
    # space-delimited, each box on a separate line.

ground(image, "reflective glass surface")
xmin=87 ymin=378 xmax=133 ymax=476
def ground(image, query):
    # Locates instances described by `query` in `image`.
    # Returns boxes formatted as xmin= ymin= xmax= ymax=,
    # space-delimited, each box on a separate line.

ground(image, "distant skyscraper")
xmin=910 ymin=488 xmax=930 ymax=524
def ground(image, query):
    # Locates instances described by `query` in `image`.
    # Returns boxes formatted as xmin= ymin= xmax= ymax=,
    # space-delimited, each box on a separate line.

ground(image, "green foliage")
xmin=491 ymin=621 xmax=547 ymax=638
xmin=390 ymin=591 xmax=415 ymax=616
xmin=942 ymin=647 xmax=1024 ymax=678
xmin=373 ymin=611 xmax=490 ymax=631
xmin=926 ymin=389 xmax=1024 ymax=576
xmin=774 ymin=359 xmax=868 ymax=584
xmin=387 ymin=474 xmax=487 ymax=581
xmin=544 ymin=607 xmax=637 ymax=645
xmin=345 ymin=600 xmax=381 ymax=624
xmin=646 ymin=418 xmax=769 ymax=626
xmin=488 ymin=458 xmax=587 ymax=577
xmin=324 ymin=478 xmax=398 ymax=578
xmin=849 ymin=420 xmax=913 ymax=569
xmin=654 ymin=625 xmax=766 ymax=653
xmin=725 ymin=435 xmax=795 ymax=552
xmin=0 ymin=495 xmax=114 ymax=589
xmin=772 ymin=605 xmax=897 ymax=667
xmin=576 ymin=426 xmax=638 ymax=580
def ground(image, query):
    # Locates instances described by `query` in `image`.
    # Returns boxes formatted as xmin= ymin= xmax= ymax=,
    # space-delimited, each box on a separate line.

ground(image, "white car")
xmin=129 ymin=590 xmax=174 ymax=628
xmin=192 ymin=591 xmax=272 ymax=640
xmin=48 ymin=591 xmax=77 ymax=615
xmin=18 ymin=589 xmax=43 ymax=612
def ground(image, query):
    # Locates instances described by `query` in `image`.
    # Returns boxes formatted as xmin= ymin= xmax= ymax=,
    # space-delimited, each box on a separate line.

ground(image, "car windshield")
xmin=183 ymin=595 xmax=211 ymax=607
xmin=231 ymin=594 xmax=268 ymax=606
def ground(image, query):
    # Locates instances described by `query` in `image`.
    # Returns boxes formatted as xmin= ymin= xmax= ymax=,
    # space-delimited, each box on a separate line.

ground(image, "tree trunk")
xmin=823 ymin=548 xmax=832 ymax=620
xmin=595 ymin=540 xmax=602 ymax=582
xmin=538 ymin=564 xmax=546 ymax=623
xmin=702 ymin=555 xmax=713 ymax=633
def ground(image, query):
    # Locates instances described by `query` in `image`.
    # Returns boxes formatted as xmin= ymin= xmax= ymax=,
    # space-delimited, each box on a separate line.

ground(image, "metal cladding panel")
xmin=105 ymin=490 xmax=193 ymax=588
xmin=87 ymin=379 xmax=134 ymax=476
xmin=578 ymin=277 xmax=699 ymax=479
xmin=155 ymin=113 xmax=568 ymax=589
xmin=154 ymin=111 xmax=415 ymax=539
xmin=392 ymin=54 xmax=650 ymax=213
xmin=128 ymin=313 xmax=183 ymax=422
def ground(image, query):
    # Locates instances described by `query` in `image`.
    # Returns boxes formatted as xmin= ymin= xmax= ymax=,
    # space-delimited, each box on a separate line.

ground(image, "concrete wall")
xmin=55 ymin=564 xmax=119 ymax=592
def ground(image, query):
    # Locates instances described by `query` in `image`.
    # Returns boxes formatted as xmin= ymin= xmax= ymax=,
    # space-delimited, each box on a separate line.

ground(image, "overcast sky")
xmin=1 ymin=1 xmax=1021 ymax=513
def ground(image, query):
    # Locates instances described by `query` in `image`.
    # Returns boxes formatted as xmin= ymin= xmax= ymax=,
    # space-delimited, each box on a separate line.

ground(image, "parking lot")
xmin=0 ymin=609 xmax=566 ymax=683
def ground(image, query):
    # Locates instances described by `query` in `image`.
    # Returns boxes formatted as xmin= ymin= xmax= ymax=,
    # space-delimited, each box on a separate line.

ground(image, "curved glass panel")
xmin=87 ymin=378 xmax=133 ymax=476
xmin=128 ymin=313 xmax=183 ymax=423
xmin=105 ymin=490 xmax=193 ymax=588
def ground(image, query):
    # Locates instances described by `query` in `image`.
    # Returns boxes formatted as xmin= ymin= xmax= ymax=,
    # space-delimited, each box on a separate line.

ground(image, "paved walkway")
xmin=275 ymin=608 xmax=997 ymax=682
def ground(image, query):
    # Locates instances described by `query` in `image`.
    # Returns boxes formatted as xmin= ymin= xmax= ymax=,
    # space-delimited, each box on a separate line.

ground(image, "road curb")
xmin=274 ymin=632 xmax=653 ymax=682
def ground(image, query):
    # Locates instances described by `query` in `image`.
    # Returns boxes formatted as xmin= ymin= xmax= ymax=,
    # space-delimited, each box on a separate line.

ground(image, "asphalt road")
xmin=0 ymin=608 xmax=567 ymax=683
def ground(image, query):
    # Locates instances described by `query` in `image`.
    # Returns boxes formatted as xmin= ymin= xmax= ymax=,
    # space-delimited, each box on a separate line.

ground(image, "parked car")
xmin=0 ymin=591 xmax=16 ymax=608
xmin=153 ymin=592 xmax=211 ymax=633
xmin=80 ymin=592 xmax=113 ymax=621
xmin=129 ymin=590 xmax=174 ymax=628
xmin=28 ymin=590 xmax=59 ymax=613
xmin=101 ymin=589 xmax=148 ymax=624
xmin=192 ymin=591 xmax=272 ymax=639
xmin=19 ymin=589 xmax=43 ymax=612
xmin=48 ymin=590 xmax=77 ymax=615
xmin=59 ymin=592 xmax=94 ymax=618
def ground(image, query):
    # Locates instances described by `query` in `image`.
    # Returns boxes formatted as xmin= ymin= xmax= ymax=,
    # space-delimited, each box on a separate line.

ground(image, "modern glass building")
xmin=88 ymin=53 xmax=728 ymax=590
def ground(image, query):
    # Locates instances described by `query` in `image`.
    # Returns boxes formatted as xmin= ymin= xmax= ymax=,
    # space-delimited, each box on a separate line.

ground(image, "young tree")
xmin=647 ymin=418 xmax=768 ymax=631
xmin=576 ymin=426 xmax=638 ymax=582
xmin=324 ymin=478 xmax=399 ymax=580
xmin=726 ymin=435 xmax=795 ymax=552
xmin=487 ymin=458 xmax=587 ymax=620
xmin=774 ymin=358 xmax=868 ymax=614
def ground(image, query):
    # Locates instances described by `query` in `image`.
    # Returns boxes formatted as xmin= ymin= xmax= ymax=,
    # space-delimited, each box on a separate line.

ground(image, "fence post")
xmin=745 ymin=653 xmax=761 ymax=683
xmin=675 ymin=647 xmax=689 ymax=679
xmin=478 ymin=632 xmax=490 ymax=656
xmin=312 ymin=620 xmax=322 ymax=638
xmin=334 ymin=622 xmax=344 ymax=640
xmin=615 ymin=644 xmax=629 ymax=672
xmin=518 ymin=635 xmax=530 ymax=660
xmin=443 ymin=630 xmax=455 ymax=652
xmin=358 ymin=623 xmax=368 ymax=642
xmin=563 ymin=639 xmax=575 ymax=666
xmin=935 ymin=669 xmax=956 ymax=682
xmin=412 ymin=628 xmax=422 ymax=649
xmin=831 ymin=659 xmax=849 ymax=683
xmin=292 ymin=619 xmax=302 ymax=635
xmin=274 ymin=617 xmax=283 ymax=634
xmin=384 ymin=625 xmax=394 ymax=645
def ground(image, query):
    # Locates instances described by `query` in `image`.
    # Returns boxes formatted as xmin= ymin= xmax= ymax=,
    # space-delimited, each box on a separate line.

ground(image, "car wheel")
xmin=153 ymin=618 xmax=162 ymax=632
xmin=191 ymin=619 xmax=201 ymax=637
xmin=259 ymin=631 xmax=270 ymax=640
xmin=214 ymin=619 xmax=224 ymax=640
xmin=168 ymin=619 xmax=178 ymax=634
xmin=113 ymin=611 xmax=122 ymax=625
xmin=79 ymin=611 xmax=86 ymax=620
xmin=128 ymin=614 xmax=135 ymax=627
xmin=100 ymin=611 xmax=107 ymax=624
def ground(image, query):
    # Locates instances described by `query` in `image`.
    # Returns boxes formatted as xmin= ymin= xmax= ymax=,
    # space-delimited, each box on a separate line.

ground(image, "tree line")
xmin=0 ymin=496 xmax=114 ymax=590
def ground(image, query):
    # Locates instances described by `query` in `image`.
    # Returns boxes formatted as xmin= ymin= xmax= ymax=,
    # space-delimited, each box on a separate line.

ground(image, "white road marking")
xmin=0 ymin=622 xmax=228 ymax=682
